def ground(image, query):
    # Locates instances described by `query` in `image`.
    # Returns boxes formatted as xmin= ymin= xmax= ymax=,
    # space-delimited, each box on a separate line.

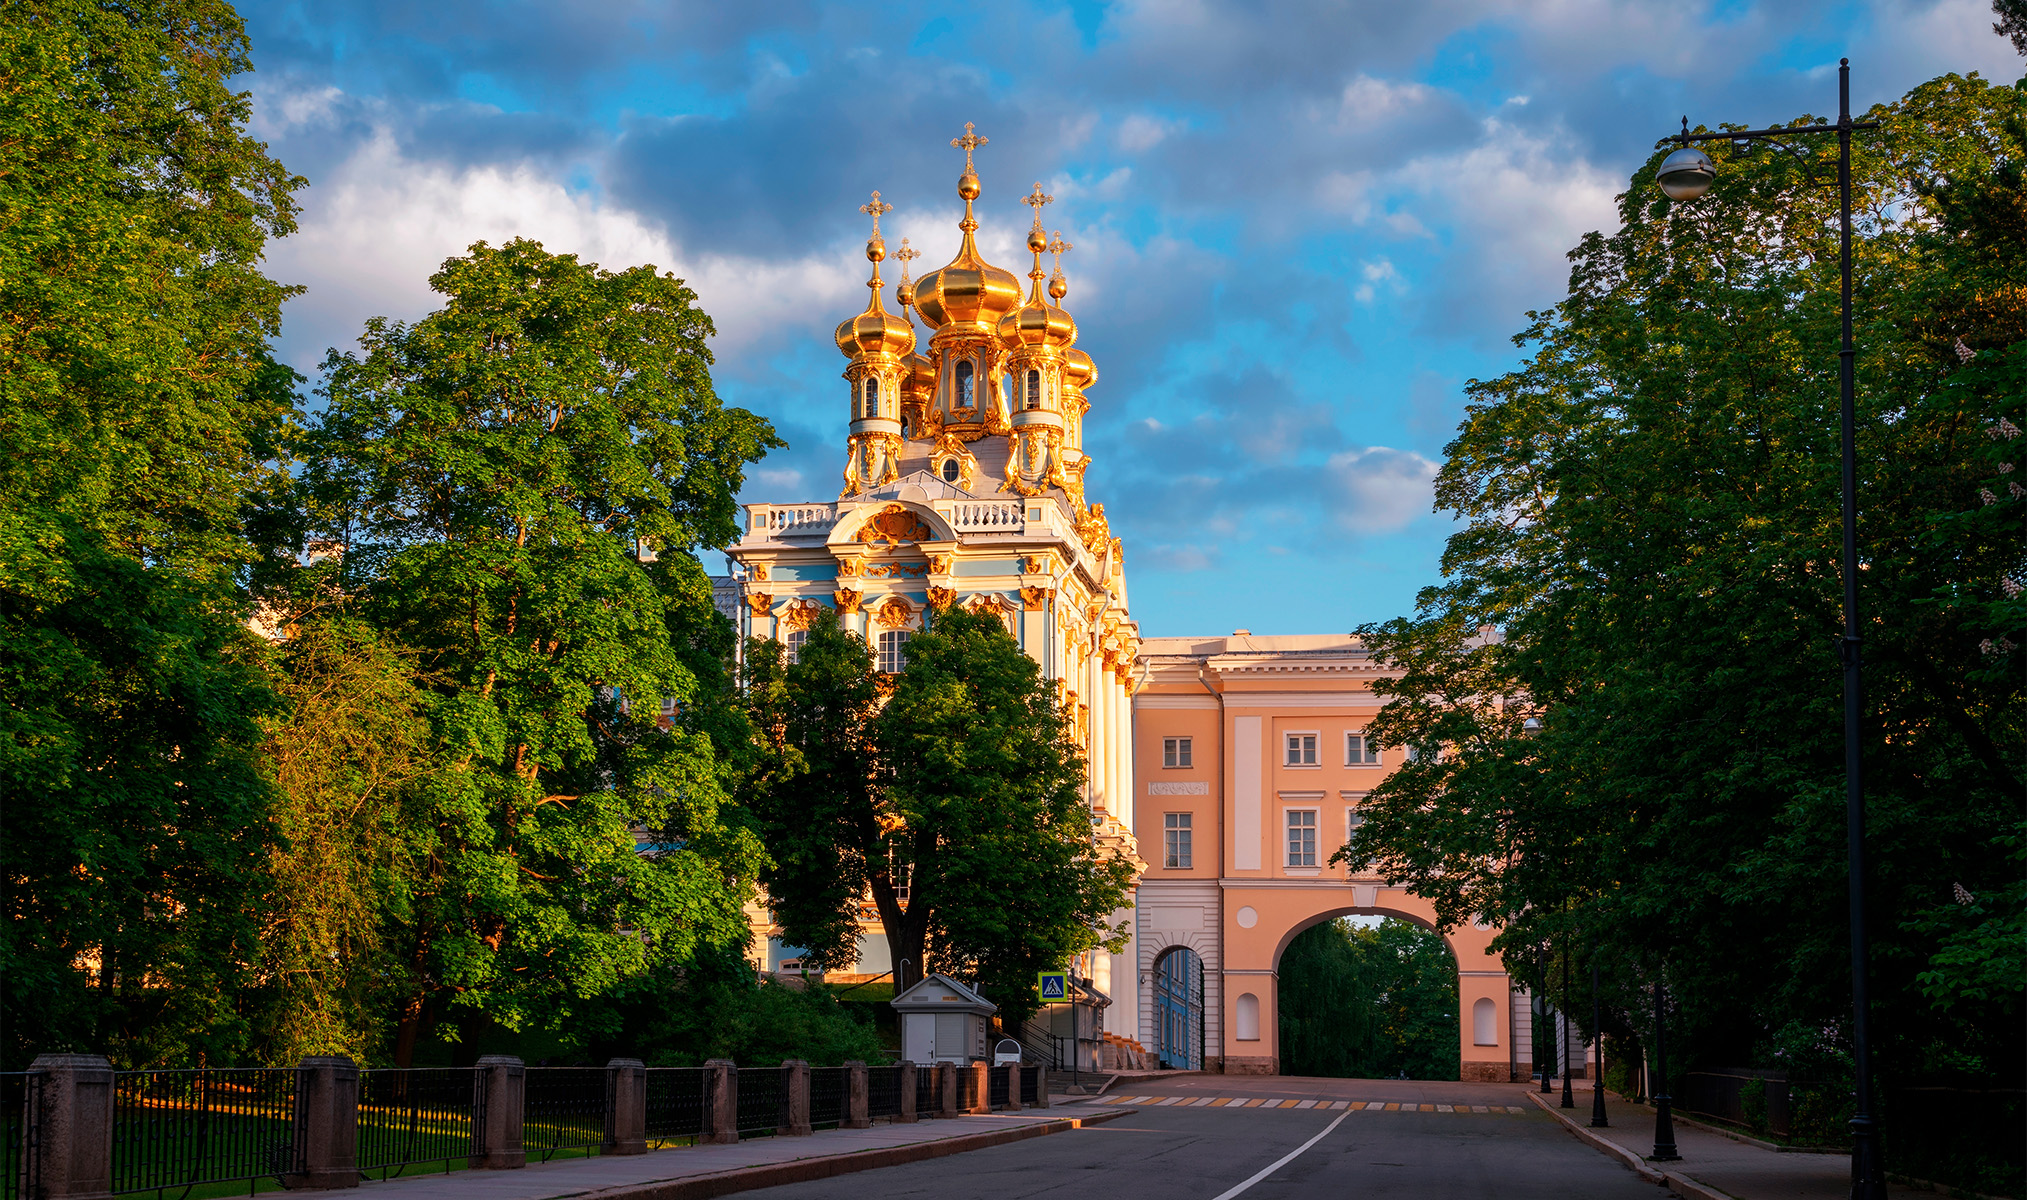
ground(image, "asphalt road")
xmin=738 ymin=1084 xmax=1658 ymax=1200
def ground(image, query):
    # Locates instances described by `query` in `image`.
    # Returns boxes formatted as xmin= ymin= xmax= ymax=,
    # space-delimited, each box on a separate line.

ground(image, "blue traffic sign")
xmin=1037 ymin=970 xmax=1069 ymax=1002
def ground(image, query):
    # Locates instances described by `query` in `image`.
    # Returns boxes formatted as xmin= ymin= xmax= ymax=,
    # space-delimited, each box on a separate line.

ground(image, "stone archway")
xmin=1216 ymin=886 xmax=1511 ymax=1081
xmin=1150 ymin=945 xmax=1205 ymax=1071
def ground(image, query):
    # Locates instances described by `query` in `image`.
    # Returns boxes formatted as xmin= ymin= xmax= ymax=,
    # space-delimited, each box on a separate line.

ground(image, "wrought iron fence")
xmin=1020 ymin=1065 xmax=1039 ymax=1108
xmin=866 ymin=1066 xmax=903 ymax=1122
xmin=735 ymin=1068 xmax=788 ymax=1137
xmin=521 ymin=1068 xmax=607 ymax=1163
xmin=2 ymin=1072 xmax=41 ymax=1200
xmin=355 ymin=1068 xmax=478 ymax=1180
xmin=956 ymin=1067 xmax=980 ymax=1113
xmin=914 ymin=1065 xmax=938 ymax=1116
xmin=110 ymin=1069 xmax=298 ymax=1198
xmin=807 ymin=1068 xmax=847 ymax=1131
xmin=644 ymin=1069 xmax=707 ymax=1146
xmin=987 ymin=1068 xmax=1010 ymax=1111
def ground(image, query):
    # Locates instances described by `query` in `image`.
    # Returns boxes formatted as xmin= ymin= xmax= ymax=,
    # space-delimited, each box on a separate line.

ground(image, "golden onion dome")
xmin=1064 ymin=347 xmax=1097 ymax=392
xmin=835 ymin=199 xmax=915 ymax=359
xmin=913 ymin=128 xmax=1022 ymax=331
xmin=998 ymin=241 xmax=1077 ymax=349
xmin=904 ymin=351 xmax=935 ymax=394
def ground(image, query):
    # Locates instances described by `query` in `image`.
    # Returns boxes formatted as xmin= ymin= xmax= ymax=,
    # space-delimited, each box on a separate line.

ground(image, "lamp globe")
xmin=1657 ymin=145 xmax=1716 ymax=200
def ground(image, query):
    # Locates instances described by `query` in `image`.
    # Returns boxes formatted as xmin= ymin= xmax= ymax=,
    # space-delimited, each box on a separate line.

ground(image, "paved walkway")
xmin=1525 ymin=1087 xmax=1927 ymax=1200
xmin=356 ymin=1111 xmax=1105 ymax=1200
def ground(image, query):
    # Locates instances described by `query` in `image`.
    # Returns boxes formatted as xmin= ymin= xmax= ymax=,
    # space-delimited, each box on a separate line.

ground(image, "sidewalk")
xmin=1527 ymin=1088 xmax=1926 ymax=1200
xmin=353 ymin=1110 xmax=1122 ymax=1200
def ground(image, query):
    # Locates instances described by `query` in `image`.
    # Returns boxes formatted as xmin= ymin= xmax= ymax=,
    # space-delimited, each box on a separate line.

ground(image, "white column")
xmin=1114 ymin=671 xmax=1130 ymax=827
xmin=1089 ymin=649 xmax=1106 ymax=812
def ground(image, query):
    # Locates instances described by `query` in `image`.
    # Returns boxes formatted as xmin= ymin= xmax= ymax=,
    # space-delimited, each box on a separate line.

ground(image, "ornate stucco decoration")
xmin=841 ymin=432 xmax=903 ymax=497
xmin=926 ymin=585 xmax=956 ymax=611
xmin=833 ymin=587 xmax=862 ymax=614
xmin=872 ymin=596 xmax=915 ymax=629
xmin=855 ymin=503 xmax=934 ymax=549
xmin=929 ymin=553 xmax=952 ymax=575
xmin=835 ymin=556 xmax=865 ymax=578
xmin=963 ymin=592 xmax=1014 ymax=629
xmin=1001 ymin=426 xmax=1069 ymax=498
xmin=745 ymin=592 xmax=772 ymax=617
xmin=1021 ymin=584 xmax=1054 ymax=611
xmin=780 ymin=598 xmax=827 ymax=630
xmin=864 ymin=561 xmax=928 ymax=578
xmin=1075 ymin=502 xmax=1110 ymax=556
xmin=1023 ymin=553 xmax=1052 ymax=576
xmin=750 ymin=563 xmax=770 ymax=581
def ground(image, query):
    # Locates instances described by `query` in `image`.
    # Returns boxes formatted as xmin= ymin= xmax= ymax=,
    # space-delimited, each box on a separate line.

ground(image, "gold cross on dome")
xmin=1023 ymin=182 xmax=1054 ymax=229
xmin=859 ymin=191 xmax=893 ymax=237
xmin=894 ymin=238 xmax=920 ymax=283
xmin=951 ymin=122 xmax=988 ymax=171
xmin=1047 ymin=230 xmax=1073 ymax=270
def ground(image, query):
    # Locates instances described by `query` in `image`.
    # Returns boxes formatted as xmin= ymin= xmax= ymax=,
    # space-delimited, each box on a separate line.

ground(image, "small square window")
xmin=1285 ymin=733 xmax=1317 ymax=766
xmin=1346 ymin=732 xmax=1381 ymax=765
xmin=1285 ymin=810 xmax=1317 ymax=867
xmin=1163 ymin=736 xmax=1193 ymax=769
xmin=1163 ymin=812 xmax=1192 ymax=869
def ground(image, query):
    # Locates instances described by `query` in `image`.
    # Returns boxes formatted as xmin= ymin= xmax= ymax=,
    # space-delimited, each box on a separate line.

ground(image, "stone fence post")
xmin=703 ymin=1060 xmax=738 ymax=1144
xmin=936 ymin=1063 xmax=958 ymax=1118
xmin=604 ymin=1058 xmax=646 ymax=1156
xmin=286 ymin=1055 xmax=360 ymax=1189
xmin=1001 ymin=1063 xmax=1021 ymax=1111
xmin=470 ymin=1056 xmax=525 ymax=1170
xmin=968 ymin=1062 xmax=990 ymax=1115
xmin=895 ymin=1062 xmax=917 ymax=1124
xmin=782 ymin=1061 xmax=812 ymax=1136
xmin=844 ymin=1062 xmax=869 ymax=1129
xmin=26 ymin=1053 xmax=113 ymax=1199
xmin=1035 ymin=1066 xmax=1050 ymax=1109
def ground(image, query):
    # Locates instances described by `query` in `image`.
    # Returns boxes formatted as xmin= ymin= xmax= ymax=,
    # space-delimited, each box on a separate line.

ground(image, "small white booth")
xmin=891 ymin=973 xmax=996 ymax=1065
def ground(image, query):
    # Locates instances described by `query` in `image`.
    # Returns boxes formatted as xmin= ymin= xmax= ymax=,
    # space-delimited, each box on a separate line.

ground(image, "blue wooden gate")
xmin=1153 ymin=947 xmax=1203 ymax=1071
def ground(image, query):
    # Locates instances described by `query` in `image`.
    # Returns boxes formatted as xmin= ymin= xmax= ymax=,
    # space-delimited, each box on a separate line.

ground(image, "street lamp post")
xmin=1655 ymin=58 xmax=1884 ymax=1200
xmin=1652 ymin=977 xmax=1679 ymax=1162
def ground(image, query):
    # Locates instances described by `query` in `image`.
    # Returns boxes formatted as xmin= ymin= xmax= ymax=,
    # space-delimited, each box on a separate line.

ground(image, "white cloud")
xmin=1333 ymin=75 xmax=1437 ymax=126
xmin=1326 ymin=446 xmax=1440 ymax=531
xmin=1117 ymin=113 xmax=1185 ymax=152
xmin=265 ymin=120 xmax=861 ymax=376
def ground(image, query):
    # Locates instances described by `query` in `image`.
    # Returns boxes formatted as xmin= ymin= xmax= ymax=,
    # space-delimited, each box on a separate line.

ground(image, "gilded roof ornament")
xmin=1047 ymin=231 xmax=1072 ymax=302
xmin=912 ymin=123 xmax=1021 ymax=331
xmin=834 ymin=190 xmax=915 ymax=359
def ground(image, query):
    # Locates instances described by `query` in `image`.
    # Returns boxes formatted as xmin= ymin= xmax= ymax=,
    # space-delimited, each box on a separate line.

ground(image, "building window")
xmin=1285 ymin=733 xmax=1317 ymax=766
xmin=1346 ymin=807 xmax=1365 ymax=844
xmin=1163 ymin=813 xmax=1192 ymax=869
xmin=1163 ymin=736 xmax=1193 ymax=768
xmin=1286 ymin=810 xmax=1317 ymax=867
xmin=1347 ymin=731 xmax=1381 ymax=765
xmin=940 ymin=457 xmax=961 ymax=483
xmin=784 ymin=628 xmax=807 ymax=665
xmin=877 ymin=629 xmax=910 ymax=674
xmin=1025 ymin=369 xmax=1041 ymax=409
xmin=861 ymin=376 xmax=879 ymax=418
xmin=1407 ymin=741 xmax=1441 ymax=764
xmin=954 ymin=359 xmax=975 ymax=408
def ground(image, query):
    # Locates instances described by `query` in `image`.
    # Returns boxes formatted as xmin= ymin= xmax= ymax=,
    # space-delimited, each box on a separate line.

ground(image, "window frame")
xmin=954 ymin=359 xmax=975 ymax=409
xmin=1162 ymin=812 xmax=1193 ymax=869
xmin=1345 ymin=730 xmax=1382 ymax=766
xmin=861 ymin=376 xmax=879 ymax=418
xmin=784 ymin=627 xmax=808 ymax=665
xmin=876 ymin=629 xmax=910 ymax=674
xmin=1283 ymin=730 xmax=1320 ymax=767
xmin=1025 ymin=369 xmax=1041 ymax=410
xmin=1162 ymin=736 xmax=1193 ymax=769
xmin=1284 ymin=808 xmax=1319 ymax=868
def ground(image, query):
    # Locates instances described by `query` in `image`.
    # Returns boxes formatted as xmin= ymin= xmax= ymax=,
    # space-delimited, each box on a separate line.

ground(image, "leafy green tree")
xmin=1337 ymin=72 xmax=2024 ymax=1174
xmin=1279 ymin=919 xmax=1458 ymax=1080
xmin=0 ymin=0 xmax=304 ymax=1068
xmin=299 ymin=238 xmax=777 ymax=1063
xmin=246 ymin=619 xmax=436 ymax=1066
xmin=747 ymin=606 xmax=1134 ymax=1026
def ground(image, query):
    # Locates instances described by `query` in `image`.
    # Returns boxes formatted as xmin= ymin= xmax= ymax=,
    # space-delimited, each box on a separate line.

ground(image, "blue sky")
xmin=242 ymin=0 xmax=2020 ymax=637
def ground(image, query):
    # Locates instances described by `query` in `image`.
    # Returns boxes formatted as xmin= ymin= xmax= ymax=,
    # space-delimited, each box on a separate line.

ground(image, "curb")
xmin=561 ymin=1110 xmax=1133 ymax=1200
xmin=1524 ymin=1091 xmax=1742 ymax=1200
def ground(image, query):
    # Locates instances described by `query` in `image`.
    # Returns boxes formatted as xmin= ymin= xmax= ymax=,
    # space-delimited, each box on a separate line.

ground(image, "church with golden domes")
xmin=723 ymin=124 xmax=1150 ymax=1058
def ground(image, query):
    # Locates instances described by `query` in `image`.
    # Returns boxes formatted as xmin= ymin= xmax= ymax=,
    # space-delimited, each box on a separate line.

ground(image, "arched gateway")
xmin=1129 ymin=634 xmax=1518 ymax=1080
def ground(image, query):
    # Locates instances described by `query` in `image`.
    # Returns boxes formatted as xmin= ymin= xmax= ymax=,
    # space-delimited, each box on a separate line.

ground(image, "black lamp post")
xmin=1536 ymin=952 xmax=1553 ymax=1093
xmin=1656 ymin=59 xmax=1883 ymax=1200
xmin=1652 ymin=977 xmax=1679 ymax=1162
xmin=1591 ymin=960 xmax=1609 ymax=1128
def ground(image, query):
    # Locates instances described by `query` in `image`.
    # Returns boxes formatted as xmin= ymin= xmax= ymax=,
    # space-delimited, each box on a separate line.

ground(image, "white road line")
xmin=1206 ymin=1108 xmax=1354 ymax=1200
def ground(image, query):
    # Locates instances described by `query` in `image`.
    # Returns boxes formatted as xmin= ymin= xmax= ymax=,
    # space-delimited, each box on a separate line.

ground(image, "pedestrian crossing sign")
xmin=1037 ymin=970 xmax=1069 ymax=1002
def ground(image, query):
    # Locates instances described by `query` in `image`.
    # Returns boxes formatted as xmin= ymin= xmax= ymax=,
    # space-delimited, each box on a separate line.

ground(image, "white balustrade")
xmin=748 ymin=504 xmax=840 ymax=539
xmin=948 ymin=500 xmax=1026 ymax=531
